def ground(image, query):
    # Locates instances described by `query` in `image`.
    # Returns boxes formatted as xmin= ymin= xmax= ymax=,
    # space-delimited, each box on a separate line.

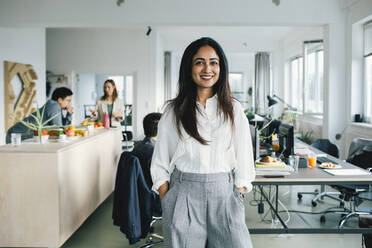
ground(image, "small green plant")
xmin=19 ymin=105 xmax=59 ymax=143
xmin=280 ymin=111 xmax=296 ymax=123
xmin=254 ymin=119 xmax=274 ymax=140
xmin=298 ymin=129 xmax=314 ymax=145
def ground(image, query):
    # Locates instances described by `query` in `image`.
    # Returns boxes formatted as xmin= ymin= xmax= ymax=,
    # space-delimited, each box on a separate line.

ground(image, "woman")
xmin=150 ymin=37 xmax=255 ymax=248
xmin=91 ymin=79 xmax=124 ymax=127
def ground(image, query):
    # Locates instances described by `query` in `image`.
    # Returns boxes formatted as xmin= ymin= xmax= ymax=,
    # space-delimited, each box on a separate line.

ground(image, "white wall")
xmin=75 ymin=74 xmax=96 ymax=123
xmin=46 ymin=28 xmax=157 ymax=138
xmin=155 ymin=32 xmax=165 ymax=112
xmin=0 ymin=27 xmax=46 ymax=145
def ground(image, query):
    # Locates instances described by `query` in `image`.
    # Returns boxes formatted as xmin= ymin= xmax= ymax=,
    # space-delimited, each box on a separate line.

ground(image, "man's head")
xmin=51 ymin=87 xmax=73 ymax=110
xmin=143 ymin=113 xmax=162 ymax=138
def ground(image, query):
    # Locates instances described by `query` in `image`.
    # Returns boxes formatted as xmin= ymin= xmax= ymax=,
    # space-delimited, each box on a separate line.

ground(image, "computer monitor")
xmin=258 ymin=118 xmax=281 ymax=145
xmin=278 ymin=123 xmax=294 ymax=158
xmin=249 ymin=125 xmax=260 ymax=161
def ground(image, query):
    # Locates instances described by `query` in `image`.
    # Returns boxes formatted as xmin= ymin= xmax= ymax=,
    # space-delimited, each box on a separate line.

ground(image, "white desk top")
xmin=0 ymin=128 xmax=121 ymax=154
xmin=254 ymin=139 xmax=372 ymax=185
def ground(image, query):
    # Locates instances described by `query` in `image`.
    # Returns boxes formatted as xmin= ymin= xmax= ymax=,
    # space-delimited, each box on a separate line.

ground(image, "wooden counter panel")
xmin=0 ymin=128 xmax=122 ymax=247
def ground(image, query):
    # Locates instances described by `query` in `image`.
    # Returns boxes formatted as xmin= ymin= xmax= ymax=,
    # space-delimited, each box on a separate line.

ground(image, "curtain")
xmin=164 ymin=51 xmax=172 ymax=102
xmin=255 ymin=52 xmax=270 ymax=115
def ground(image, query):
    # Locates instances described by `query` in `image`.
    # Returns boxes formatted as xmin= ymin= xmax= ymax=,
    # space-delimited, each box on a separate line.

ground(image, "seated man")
xmin=132 ymin=112 xmax=162 ymax=188
xmin=6 ymin=87 xmax=73 ymax=143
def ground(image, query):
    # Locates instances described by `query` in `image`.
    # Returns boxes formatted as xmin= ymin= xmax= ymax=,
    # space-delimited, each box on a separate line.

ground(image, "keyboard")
xmin=317 ymin=156 xmax=338 ymax=164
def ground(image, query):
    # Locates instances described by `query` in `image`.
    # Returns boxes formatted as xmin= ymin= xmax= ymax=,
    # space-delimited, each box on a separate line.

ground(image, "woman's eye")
xmin=195 ymin=61 xmax=204 ymax=65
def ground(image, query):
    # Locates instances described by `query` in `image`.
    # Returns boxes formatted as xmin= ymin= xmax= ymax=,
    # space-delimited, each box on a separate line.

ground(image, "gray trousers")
xmin=161 ymin=168 xmax=253 ymax=248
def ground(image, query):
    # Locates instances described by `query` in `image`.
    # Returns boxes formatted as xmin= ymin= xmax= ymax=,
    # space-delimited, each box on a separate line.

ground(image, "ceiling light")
xmin=272 ymin=0 xmax=280 ymax=6
xmin=117 ymin=0 xmax=125 ymax=6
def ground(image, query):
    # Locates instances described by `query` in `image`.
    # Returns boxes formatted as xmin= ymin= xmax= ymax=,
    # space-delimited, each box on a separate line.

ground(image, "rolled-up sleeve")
xmin=232 ymin=101 xmax=256 ymax=193
xmin=150 ymin=109 xmax=178 ymax=193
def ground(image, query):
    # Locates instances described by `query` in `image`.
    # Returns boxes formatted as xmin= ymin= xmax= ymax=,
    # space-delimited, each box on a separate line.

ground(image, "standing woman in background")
xmin=91 ymin=79 xmax=124 ymax=127
xmin=151 ymin=37 xmax=255 ymax=248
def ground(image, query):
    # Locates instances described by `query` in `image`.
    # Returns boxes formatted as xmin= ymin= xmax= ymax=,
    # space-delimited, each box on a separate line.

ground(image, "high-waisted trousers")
xmin=161 ymin=168 xmax=253 ymax=248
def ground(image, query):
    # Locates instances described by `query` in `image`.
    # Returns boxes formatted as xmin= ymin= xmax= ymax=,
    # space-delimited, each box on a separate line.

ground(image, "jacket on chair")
xmin=112 ymin=152 xmax=153 ymax=244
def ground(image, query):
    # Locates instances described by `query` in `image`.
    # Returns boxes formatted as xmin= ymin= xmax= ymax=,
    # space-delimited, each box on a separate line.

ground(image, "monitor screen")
xmin=249 ymin=125 xmax=260 ymax=160
xmin=278 ymin=123 xmax=294 ymax=158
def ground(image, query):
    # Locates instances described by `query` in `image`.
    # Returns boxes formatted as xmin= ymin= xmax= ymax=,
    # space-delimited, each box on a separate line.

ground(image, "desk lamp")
xmin=267 ymin=94 xmax=297 ymax=111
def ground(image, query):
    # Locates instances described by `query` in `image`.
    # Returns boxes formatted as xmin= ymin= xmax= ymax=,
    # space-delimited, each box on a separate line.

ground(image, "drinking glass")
xmin=11 ymin=133 xmax=21 ymax=146
xmin=289 ymin=155 xmax=300 ymax=173
xmin=308 ymin=153 xmax=317 ymax=168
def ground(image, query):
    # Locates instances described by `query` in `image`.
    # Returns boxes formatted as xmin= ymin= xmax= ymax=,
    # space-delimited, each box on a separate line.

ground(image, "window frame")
xmin=363 ymin=21 xmax=372 ymax=123
xmin=288 ymin=55 xmax=303 ymax=113
xmin=303 ymin=40 xmax=324 ymax=116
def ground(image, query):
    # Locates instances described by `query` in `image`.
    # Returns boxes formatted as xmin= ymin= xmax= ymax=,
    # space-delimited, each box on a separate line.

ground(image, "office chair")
xmin=113 ymin=152 xmax=163 ymax=246
xmin=319 ymin=138 xmax=372 ymax=227
xmin=297 ymin=139 xmax=345 ymax=207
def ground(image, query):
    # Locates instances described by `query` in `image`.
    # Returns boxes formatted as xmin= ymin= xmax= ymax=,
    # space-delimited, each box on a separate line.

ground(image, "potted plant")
xmin=19 ymin=105 xmax=59 ymax=144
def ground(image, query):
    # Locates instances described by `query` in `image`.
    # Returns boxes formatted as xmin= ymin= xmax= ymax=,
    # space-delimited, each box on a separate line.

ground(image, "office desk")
xmin=250 ymin=140 xmax=372 ymax=234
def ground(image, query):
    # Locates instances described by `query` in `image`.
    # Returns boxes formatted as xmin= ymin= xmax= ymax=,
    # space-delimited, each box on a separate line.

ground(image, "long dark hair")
xmin=170 ymin=37 xmax=234 ymax=145
xmin=101 ymin=79 xmax=118 ymax=101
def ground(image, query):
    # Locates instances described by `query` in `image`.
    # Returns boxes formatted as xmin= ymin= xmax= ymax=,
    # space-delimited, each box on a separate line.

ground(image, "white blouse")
xmin=150 ymin=94 xmax=256 ymax=193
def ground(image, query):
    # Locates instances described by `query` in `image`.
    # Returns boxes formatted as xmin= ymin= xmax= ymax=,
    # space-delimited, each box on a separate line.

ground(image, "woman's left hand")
xmin=236 ymin=187 xmax=246 ymax=195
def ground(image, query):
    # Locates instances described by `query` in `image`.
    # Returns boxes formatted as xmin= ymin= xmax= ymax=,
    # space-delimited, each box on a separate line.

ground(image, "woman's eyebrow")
xmin=193 ymin=57 xmax=219 ymax=62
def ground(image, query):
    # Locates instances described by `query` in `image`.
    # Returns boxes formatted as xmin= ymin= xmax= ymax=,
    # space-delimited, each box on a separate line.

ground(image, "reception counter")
xmin=0 ymin=128 xmax=122 ymax=247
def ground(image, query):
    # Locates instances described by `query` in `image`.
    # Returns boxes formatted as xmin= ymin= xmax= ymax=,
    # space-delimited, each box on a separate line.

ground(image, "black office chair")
xmin=335 ymin=138 xmax=372 ymax=227
xmin=122 ymin=131 xmax=134 ymax=151
xmin=297 ymin=139 xmax=345 ymax=207
xmin=320 ymin=138 xmax=372 ymax=227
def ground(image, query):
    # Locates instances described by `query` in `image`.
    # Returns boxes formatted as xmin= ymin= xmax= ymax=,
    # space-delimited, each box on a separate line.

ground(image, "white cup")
xmin=87 ymin=125 xmax=94 ymax=134
xmin=11 ymin=133 xmax=21 ymax=146
xmin=40 ymin=135 xmax=49 ymax=144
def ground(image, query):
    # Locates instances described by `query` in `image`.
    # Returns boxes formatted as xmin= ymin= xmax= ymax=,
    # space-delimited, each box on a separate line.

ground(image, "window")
xmin=230 ymin=72 xmax=244 ymax=101
xmin=286 ymin=40 xmax=324 ymax=115
xmin=364 ymin=21 xmax=372 ymax=123
xmin=288 ymin=56 xmax=303 ymax=111
xmin=304 ymin=41 xmax=323 ymax=114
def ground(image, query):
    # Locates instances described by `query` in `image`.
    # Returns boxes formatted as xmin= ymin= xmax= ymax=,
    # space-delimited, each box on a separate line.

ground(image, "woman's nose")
xmin=203 ymin=63 xmax=211 ymax=72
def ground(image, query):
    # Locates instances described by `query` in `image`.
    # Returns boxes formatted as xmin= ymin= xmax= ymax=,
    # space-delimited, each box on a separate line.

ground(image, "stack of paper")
xmin=324 ymin=169 xmax=370 ymax=176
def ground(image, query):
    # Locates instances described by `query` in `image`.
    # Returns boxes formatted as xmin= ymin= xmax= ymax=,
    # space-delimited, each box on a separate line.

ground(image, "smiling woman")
xmin=150 ymin=37 xmax=255 ymax=248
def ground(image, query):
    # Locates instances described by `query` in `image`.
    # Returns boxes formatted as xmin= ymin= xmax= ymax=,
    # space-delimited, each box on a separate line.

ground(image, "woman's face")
xmin=104 ymin=82 xmax=115 ymax=97
xmin=191 ymin=45 xmax=220 ymax=90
